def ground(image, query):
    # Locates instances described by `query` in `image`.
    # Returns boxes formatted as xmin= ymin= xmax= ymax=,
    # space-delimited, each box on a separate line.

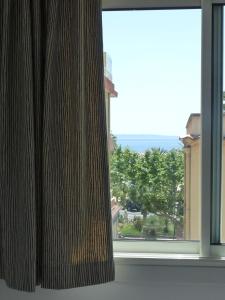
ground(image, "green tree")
xmin=110 ymin=146 xmax=139 ymax=207
xmin=143 ymin=149 xmax=184 ymax=237
xmin=110 ymin=147 xmax=184 ymax=238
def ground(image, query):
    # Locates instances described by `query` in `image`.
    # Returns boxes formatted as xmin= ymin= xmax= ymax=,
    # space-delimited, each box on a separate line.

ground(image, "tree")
xmin=110 ymin=146 xmax=140 ymax=207
xmin=110 ymin=147 xmax=184 ymax=237
xmin=141 ymin=149 xmax=184 ymax=237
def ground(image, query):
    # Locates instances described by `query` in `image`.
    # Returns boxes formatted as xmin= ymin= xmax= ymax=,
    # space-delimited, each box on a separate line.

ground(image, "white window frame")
xmin=102 ymin=0 xmax=201 ymax=10
xmin=102 ymin=0 xmax=225 ymax=260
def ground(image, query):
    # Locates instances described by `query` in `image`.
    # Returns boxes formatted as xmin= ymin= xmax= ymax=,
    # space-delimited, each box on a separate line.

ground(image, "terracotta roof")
xmin=104 ymin=76 xmax=118 ymax=97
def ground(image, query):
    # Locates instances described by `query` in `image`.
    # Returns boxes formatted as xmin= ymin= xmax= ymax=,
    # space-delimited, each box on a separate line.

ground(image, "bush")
xmin=133 ymin=217 xmax=143 ymax=232
xmin=120 ymin=224 xmax=142 ymax=237
xmin=118 ymin=214 xmax=125 ymax=224
xmin=142 ymin=227 xmax=157 ymax=239
xmin=142 ymin=215 xmax=174 ymax=238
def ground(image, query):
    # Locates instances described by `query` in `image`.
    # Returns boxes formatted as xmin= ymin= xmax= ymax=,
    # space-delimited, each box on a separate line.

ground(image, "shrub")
xmin=120 ymin=224 xmax=142 ymax=237
xmin=133 ymin=217 xmax=143 ymax=232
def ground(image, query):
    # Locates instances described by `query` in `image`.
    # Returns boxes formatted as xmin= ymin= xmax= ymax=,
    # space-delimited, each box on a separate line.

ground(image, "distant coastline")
xmin=115 ymin=134 xmax=182 ymax=152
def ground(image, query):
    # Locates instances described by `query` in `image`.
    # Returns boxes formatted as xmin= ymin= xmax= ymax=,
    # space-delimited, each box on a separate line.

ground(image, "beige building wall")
xmin=103 ymin=52 xmax=118 ymax=152
xmin=182 ymin=114 xmax=225 ymax=241
xmin=221 ymin=146 xmax=225 ymax=242
xmin=183 ymin=140 xmax=200 ymax=240
xmin=105 ymin=92 xmax=111 ymax=136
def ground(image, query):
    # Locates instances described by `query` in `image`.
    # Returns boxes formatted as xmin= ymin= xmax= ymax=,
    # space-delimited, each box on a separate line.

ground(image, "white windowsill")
xmin=114 ymin=252 xmax=225 ymax=267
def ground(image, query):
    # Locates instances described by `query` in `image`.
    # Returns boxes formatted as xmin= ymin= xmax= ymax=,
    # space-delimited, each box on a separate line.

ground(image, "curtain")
xmin=0 ymin=0 xmax=114 ymax=292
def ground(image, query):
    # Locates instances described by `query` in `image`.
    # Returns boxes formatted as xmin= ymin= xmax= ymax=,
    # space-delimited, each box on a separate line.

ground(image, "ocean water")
xmin=116 ymin=134 xmax=183 ymax=152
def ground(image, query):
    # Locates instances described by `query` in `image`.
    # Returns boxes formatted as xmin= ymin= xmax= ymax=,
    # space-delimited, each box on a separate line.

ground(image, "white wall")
xmin=1 ymin=263 xmax=225 ymax=300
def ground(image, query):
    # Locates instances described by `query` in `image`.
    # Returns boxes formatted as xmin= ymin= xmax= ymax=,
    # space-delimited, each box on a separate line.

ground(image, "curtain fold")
xmin=0 ymin=0 xmax=114 ymax=292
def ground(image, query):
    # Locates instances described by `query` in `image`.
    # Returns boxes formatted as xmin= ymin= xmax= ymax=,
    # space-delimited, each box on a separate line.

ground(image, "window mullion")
xmin=201 ymin=0 xmax=213 ymax=257
xmin=211 ymin=5 xmax=223 ymax=244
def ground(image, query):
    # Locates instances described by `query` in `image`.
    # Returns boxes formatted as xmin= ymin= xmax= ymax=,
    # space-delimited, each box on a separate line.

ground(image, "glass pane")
xmin=221 ymin=7 xmax=225 ymax=243
xmin=102 ymin=9 xmax=201 ymax=241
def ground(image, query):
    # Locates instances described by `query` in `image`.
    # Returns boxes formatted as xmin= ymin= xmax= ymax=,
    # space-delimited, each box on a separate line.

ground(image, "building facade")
xmin=103 ymin=52 xmax=121 ymax=238
xmin=181 ymin=114 xmax=225 ymax=241
xmin=103 ymin=52 xmax=118 ymax=152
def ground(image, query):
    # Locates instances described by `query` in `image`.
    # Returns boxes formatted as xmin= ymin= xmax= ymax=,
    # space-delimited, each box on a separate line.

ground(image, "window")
xmin=102 ymin=0 xmax=225 ymax=259
xmin=220 ymin=6 xmax=225 ymax=244
xmin=103 ymin=9 xmax=201 ymax=246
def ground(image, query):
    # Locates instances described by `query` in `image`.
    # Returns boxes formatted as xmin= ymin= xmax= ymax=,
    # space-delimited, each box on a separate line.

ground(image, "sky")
xmin=102 ymin=9 xmax=202 ymax=136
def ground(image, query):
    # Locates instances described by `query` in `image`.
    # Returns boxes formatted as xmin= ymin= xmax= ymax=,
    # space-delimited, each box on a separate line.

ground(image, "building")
xmin=103 ymin=52 xmax=118 ymax=152
xmin=181 ymin=113 xmax=225 ymax=241
xmin=111 ymin=197 xmax=121 ymax=239
xmin=103 ymin=52 xmax=121 ymax=238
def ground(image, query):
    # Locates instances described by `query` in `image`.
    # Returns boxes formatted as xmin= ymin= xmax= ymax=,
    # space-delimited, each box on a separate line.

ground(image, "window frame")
xmin=102 ymin=0 xmax=225 ymax=259
xmin=102 ymin=0 xmax=201 ymax=10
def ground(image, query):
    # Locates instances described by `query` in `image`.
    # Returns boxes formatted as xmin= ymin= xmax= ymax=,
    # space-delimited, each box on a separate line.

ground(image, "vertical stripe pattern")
xmin=0 ymin=0 xmax=114 ymax=292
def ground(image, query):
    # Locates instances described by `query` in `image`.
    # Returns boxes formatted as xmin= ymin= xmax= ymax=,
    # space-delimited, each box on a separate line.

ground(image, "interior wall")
xmin=1 ymin=264 xmax=225 ymax=300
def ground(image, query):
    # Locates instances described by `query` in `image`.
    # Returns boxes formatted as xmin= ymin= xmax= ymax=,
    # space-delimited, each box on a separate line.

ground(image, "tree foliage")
xmin=110 ymin=146 xmax=184 ymax=233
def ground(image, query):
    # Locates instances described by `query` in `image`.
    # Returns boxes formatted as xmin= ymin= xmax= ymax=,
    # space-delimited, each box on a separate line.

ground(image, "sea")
xmin=115 ymin=134 xmax=183 ymax=152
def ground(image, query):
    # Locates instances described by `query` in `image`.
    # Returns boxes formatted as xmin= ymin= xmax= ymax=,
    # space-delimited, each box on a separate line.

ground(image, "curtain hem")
xmin=0 ymin=259 xmax=115 ymax=292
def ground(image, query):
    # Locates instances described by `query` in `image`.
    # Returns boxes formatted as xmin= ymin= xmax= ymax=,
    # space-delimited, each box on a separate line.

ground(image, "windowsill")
xmin=113 ymin=240 xmax=200 ymax=255
xmin=114 ymin=252 xmax=225 ymax=267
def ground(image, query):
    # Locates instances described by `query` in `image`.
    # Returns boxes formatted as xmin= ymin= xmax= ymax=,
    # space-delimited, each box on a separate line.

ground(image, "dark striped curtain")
xmin=0 ymin=0 xmax=114 ymax=292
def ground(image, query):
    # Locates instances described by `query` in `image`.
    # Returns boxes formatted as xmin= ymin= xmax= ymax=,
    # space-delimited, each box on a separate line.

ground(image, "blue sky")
xmin=102 ymin=9 xmax=201 ymax=136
